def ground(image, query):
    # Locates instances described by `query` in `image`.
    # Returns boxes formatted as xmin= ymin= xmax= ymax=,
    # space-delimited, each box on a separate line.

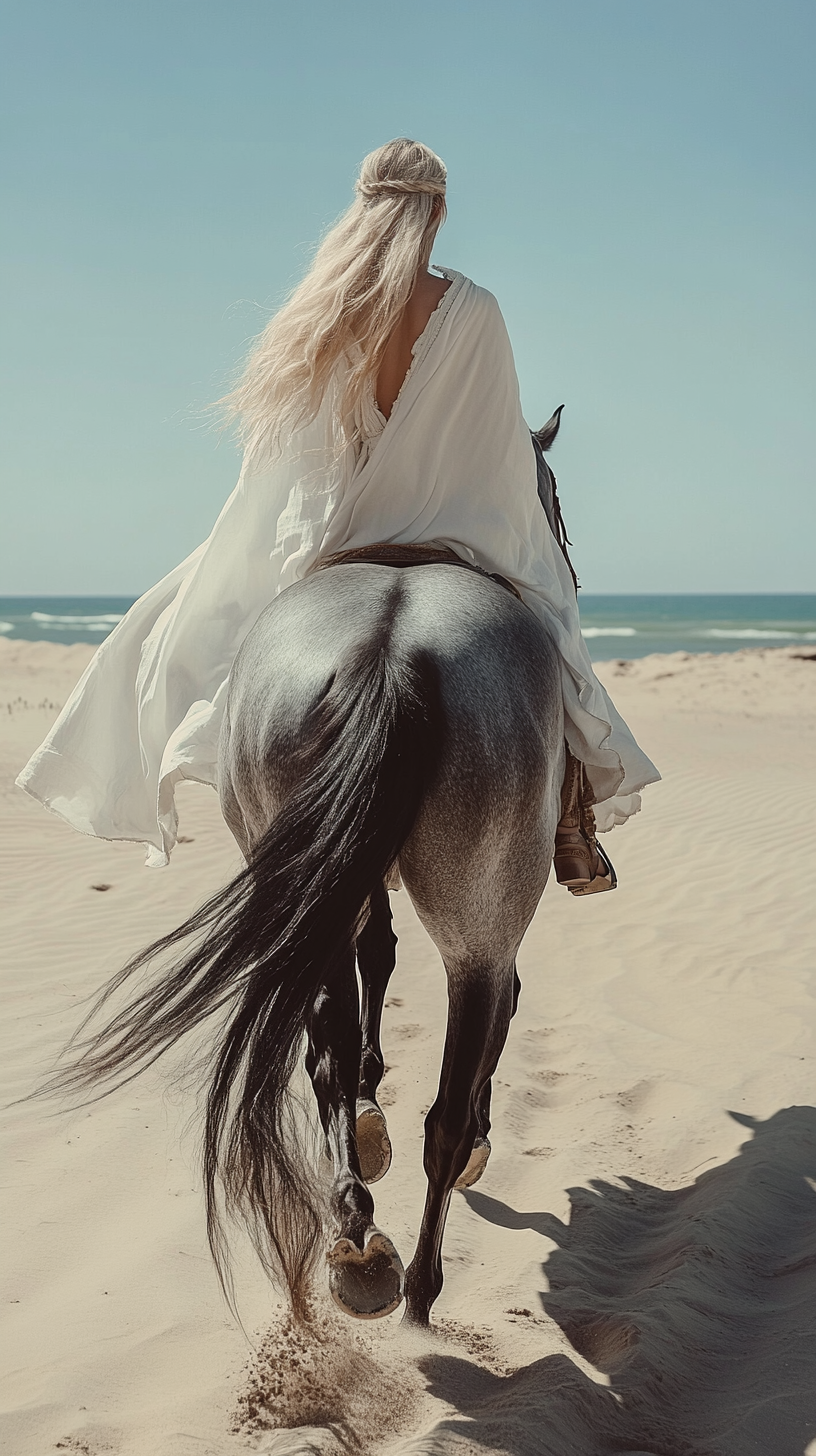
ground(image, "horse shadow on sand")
xmin=414 ymin=1107 xmax=816 ymax=1456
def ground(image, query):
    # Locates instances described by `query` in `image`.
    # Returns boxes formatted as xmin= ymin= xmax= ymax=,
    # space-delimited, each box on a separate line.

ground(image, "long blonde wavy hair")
xmin=223 ymin=138 xmax=447 ymax=463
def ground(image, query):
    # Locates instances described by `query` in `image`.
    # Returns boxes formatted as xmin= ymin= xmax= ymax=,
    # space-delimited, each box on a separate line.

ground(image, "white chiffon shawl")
xmin=17 ymin=270 xmax=659 ymax=864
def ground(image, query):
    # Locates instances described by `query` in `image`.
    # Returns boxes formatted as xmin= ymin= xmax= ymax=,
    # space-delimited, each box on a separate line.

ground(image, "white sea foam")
xmin=581 ymin=627 xmax=638 ymax=638
xmin=0 ymin=622 xmax=13 ymax=634
xmin=32 ymin=622 xmax=120 ymax=633
xmin=701 ymin=628 xmax=816 ymax=640
xmin=31 ymin=612 xmax=124 ymax=625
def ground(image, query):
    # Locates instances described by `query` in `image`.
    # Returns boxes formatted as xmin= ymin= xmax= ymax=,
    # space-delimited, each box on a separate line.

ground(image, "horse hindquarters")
xmin=219 ymin=566 xmax=562 ymax=1323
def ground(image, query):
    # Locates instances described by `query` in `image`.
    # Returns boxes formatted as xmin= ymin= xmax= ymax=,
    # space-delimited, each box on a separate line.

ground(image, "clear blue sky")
xmin=1 ymin=0 xmax=813 ymax=594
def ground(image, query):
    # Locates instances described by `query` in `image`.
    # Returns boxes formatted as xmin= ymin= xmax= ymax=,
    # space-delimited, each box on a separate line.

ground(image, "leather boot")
xmin=554 ymin=748 xmax=617 ymax=896
xmin=554 ymin=749 xmax=593 ymax=888
xmin=571 ymin=794 xmax=617 ymax=896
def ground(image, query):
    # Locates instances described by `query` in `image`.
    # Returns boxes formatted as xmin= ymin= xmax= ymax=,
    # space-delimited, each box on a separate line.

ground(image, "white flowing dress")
xmin=17 ymin=269 xmax=660 ymax=865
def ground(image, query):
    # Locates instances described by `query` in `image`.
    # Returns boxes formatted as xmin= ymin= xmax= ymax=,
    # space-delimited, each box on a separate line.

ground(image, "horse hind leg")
xmin=355 ymin=880 xmax=397 ymax=1184
xmin=403 ymin=959 xmax=517 ymax=1326
xmin=453 ymin=1077 xmax=493 ymax=1190
xmin=454 ymin=966 xmax=521 ymax=1190
xmin=304 ymin=947 xmax=404 ymax=1319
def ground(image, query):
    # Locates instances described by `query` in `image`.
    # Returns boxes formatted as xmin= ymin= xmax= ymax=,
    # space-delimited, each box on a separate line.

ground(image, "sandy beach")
xmin=2 ymin=638 xmax=815 ymax=1456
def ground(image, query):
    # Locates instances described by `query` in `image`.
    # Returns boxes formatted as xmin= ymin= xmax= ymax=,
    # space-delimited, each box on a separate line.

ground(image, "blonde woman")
xmin=18 ymin=138 xmax=659 ymax=886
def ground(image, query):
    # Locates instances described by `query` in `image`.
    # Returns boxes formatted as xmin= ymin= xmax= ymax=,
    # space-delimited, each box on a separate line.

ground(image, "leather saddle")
xmin=311 ymin=541 xmax=523 ymax=602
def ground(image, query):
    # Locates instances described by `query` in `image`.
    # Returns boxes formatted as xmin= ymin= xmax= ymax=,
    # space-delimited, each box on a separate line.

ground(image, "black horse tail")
xmin=44 ymin=640 xmax=442 ymax=1318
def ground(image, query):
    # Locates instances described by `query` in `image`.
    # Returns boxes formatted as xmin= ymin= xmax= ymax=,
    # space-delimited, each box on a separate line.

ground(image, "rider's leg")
xmin=554 ymin=746 xmax=616 ymax=895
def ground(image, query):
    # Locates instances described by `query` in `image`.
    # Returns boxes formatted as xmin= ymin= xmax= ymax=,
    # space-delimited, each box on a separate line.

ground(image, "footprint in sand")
xmin=616 ymin=1078 xmax=655 ymax=1113
xmin=55 ymin=1427 xmax=120 ymax=1454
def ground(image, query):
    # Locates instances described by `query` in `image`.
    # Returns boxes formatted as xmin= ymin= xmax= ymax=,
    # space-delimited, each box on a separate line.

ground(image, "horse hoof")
xmin=327 ymin=1228 xmax=404 ymax=1319
xmin=356 ymin=1098 xmax=392 ymax=1184
xmin=455 ymin=1135 xmax=491 ymax=1189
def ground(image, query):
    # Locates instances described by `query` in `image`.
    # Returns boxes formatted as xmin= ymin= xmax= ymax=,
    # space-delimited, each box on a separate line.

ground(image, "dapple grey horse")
xmin=53 ymin=412 xmax=569 ymax=1328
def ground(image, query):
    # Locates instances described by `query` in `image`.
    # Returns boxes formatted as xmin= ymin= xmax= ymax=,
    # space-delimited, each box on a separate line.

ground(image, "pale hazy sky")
xmin=2 ymin=0 xmax=814 ymax=594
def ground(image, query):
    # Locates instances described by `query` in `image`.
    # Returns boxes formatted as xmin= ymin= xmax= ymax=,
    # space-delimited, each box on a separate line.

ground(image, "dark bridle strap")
xmin=310 ymin=542 xmax=524 ymax=602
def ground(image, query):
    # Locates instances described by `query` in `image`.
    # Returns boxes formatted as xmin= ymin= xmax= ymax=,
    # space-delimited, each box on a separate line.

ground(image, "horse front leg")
xmin=355 ymin=880 xmax=397 ymax=1184
xmin=403 ymin=962 xmax=517 ymax=1326
xmin=305 ymin=948 xmax=405 ymax=1319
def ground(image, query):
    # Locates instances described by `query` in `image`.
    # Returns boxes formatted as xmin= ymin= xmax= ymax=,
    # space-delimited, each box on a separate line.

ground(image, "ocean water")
xmin=0 ymin=598 xmax=135 ymax=645
xmin=1 ymin=593 xmax=815 ymax=662
xmin=577 ymin=594 xmax=816 ymax=660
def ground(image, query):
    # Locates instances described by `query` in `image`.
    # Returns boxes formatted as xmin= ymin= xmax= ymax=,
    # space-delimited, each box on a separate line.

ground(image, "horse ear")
xmin=533 ymin=405 xmax=564 ymax=452
xmin=728 ymin=1110 xmax=760 ymax=1130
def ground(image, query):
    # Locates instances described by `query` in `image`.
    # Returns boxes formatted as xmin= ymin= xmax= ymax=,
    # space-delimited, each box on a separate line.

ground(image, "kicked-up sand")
xmin=1 ymin=638 xmax=815 ymax=1456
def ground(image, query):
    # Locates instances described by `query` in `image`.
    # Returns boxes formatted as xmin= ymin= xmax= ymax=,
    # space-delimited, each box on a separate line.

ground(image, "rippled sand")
xmin=2 ymin=640 xmax=814 ymax=1455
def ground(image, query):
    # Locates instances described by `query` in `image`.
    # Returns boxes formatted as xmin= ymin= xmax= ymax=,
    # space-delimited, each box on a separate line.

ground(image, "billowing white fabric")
xmin=17 ymin=269 xmax=659 ymax=865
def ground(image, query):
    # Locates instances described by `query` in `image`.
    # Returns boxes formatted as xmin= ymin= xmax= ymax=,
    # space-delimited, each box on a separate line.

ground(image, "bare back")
xmin=375 ymin=271 xmax=452 ymax=420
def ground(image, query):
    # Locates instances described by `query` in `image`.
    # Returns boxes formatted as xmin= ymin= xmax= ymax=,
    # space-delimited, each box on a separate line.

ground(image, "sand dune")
xmin=1 ymin=640 xmax=815 ymax=1455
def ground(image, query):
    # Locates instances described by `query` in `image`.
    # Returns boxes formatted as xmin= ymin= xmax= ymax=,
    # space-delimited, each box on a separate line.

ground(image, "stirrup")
xmin=568 ymin=837 xmax=617 ymax=896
